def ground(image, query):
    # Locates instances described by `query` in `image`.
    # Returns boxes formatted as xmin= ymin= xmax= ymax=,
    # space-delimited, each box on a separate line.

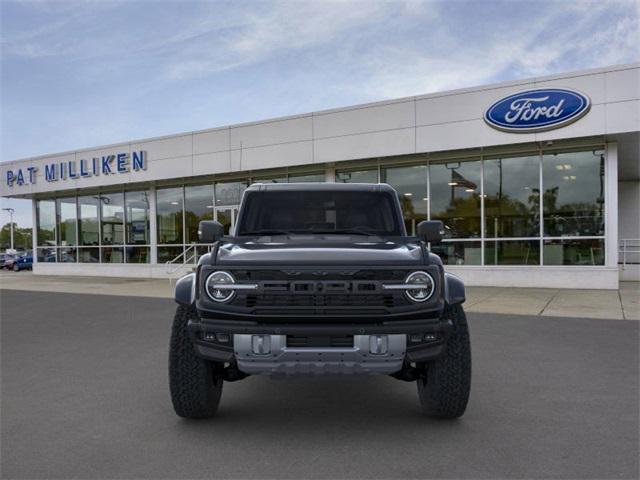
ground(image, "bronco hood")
xmin=215 ymin=235 xmax=424 ymax=266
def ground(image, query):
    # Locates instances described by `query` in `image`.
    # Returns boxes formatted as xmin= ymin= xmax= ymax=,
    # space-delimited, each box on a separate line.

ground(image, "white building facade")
xmin=2 ymin=63 xmax=639 ymax=289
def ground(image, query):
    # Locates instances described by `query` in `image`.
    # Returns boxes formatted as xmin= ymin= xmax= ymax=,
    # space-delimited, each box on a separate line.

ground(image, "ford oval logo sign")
xmin=484 ymin=88 xmax=591 ymax=133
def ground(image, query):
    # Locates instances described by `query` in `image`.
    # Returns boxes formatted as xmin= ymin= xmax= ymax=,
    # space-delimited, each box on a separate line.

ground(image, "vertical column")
xmin=479 ymin=157 xmax=485 ymax=266
xmin=426 ymin=160 xmax=431 ymax=221
xmin=325 ymin=163 xmax=336 ymax=183
xmin=149 ymin=186 xmax=158 ymax=264
xmin=31 ymin=198 xmax=38 ymax=267
xmin=538 ymin=147 xmax=544 ymax=266
xmin=605 ymin=142 xmax=618 ymax=270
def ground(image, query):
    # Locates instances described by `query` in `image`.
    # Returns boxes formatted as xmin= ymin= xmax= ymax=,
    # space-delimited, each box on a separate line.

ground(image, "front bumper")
xmin=188 ymin=317 xmax=452 ymax=374
xmin=233 ymin=334 xmax=407 ymax=375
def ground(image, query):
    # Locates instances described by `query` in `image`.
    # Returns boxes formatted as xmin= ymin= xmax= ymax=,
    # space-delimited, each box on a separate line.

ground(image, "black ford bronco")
xmin=169 ymin=183 xmax=471 ymax=419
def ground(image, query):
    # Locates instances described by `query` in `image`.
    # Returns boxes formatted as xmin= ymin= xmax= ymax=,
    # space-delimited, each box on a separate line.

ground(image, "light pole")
xmin=2 ymin=207 xmax=15 ymax=251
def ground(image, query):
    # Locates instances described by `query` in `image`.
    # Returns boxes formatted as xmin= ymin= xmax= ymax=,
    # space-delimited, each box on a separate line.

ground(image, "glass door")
xmin=215 ymin=206 xmax=239 ymax=235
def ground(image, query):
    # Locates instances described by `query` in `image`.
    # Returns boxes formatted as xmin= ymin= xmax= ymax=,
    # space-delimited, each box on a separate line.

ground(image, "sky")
xmin=1 ymin=0 xmax=639 ymax=228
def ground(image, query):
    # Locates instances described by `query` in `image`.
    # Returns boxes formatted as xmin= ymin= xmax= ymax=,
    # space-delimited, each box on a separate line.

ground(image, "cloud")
xmin=4 ymin=0 xmax=636 ymax=93
xmin=1 ymin=0 xmax=125 ymax=58
xmin=351 ymin=0 xmax=639 ymax=99
xmin=163 ymin=1 xmax=403 ymax=80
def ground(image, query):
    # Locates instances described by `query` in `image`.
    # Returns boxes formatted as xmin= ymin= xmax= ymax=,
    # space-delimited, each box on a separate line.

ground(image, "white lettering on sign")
xmin=504 ymin=97 xmax=565 ymax=124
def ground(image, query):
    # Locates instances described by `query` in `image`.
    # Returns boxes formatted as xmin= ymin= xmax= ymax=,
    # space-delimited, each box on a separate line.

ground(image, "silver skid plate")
xmin=234 ymin=334 xmax=406 ymax=375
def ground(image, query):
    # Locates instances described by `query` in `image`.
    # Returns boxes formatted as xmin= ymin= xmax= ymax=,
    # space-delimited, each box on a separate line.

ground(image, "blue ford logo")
xmin=484 ymin=88 xmax=591 ymax=133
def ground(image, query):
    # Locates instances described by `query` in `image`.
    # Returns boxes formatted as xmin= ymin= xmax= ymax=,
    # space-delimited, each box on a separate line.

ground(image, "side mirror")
xmin=198 ymin=220 xmax=225 ymax=243
xmin=417 ymin=220 xmax=445 ymax=244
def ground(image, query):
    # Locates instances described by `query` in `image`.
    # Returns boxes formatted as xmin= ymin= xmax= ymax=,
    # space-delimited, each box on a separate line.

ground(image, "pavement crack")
xmin=618 ymin=288 xmax=627 ymax=320
xmin=466 ymin=289 xmax=505 ymax=308
xmin=538 ymin=289 xmax=561 ymax=316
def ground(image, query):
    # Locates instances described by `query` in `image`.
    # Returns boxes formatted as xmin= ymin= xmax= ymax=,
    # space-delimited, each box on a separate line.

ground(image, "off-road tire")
xmin=417 ymin=304 xmax=471 ymax=419
xmin=169 ymin=305 xmax=223 ymax=419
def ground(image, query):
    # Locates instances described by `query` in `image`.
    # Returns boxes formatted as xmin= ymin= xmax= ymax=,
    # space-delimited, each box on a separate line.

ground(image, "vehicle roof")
xmin=246 ymin=182 xmax=397 ymax=193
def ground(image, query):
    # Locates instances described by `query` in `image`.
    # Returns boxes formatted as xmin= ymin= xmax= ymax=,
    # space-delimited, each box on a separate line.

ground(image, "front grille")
xmin=232 ymin=269 xmax=409 ymax=282
xmin=226 ymin=269 xmax=414 ymax=316
xmin=286 ymin=335 xmax=354 ymax=348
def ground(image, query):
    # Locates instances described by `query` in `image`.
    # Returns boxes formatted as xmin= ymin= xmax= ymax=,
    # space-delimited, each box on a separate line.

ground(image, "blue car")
xmin=13 ymin=253 xmax=33 ymax=271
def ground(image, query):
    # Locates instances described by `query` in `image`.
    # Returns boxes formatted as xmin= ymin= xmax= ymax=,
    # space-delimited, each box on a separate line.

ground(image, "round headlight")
xmin=205 ymin=271 xmax=236 ymax=303
xmin=404 ymin=271 xmax=435 ymax=302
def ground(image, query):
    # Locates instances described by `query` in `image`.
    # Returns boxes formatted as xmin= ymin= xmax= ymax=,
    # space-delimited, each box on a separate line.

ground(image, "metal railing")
xmin=619 ymin=238 xmax=640 ymax=269
xmin=166 ymin=244 xmax=198 ymax=284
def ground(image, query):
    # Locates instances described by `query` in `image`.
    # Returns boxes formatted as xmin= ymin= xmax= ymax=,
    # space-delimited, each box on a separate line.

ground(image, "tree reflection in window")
xmin=382 ymin=165 xmax=427 ymax=236
xmin=484 ymin=155 xmax=540 ymax=238
xmin=36 ymin=200 xmax=56 ymax=246
xmin=156 ymin=187 xmax=183 ymax=244
xmin=430 ymin=161 xmax=481 ymax=238
xmin=542 ymin=150 xmax=605 ymax=237
xmin=185 ymin=184 xmax=214 ymax=244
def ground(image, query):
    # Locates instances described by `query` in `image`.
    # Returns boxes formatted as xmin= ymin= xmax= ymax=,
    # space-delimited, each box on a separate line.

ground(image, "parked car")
xmin=12 ymin=252 xmax=33 ymax=271
xmin=2 ymin=254 xmax=17 ymax=270
xmin=169 ymin=183 xmax=471 ymax=420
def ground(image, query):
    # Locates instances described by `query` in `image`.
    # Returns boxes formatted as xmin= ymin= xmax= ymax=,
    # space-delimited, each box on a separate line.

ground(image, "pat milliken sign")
xmin=5 ymin=151 xmax=147 ymax=187
xmin=484 ymin=88 xmax=591 ymax=133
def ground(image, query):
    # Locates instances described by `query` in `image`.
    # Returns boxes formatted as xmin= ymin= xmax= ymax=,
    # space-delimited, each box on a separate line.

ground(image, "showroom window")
xmin=56 ymin=198 xmax=77 ymax=246
xmin=56 ymin=197 xmax=77 ymax=263
xmin=371 ymin=147 xmax=605 ymax=266
xmin=429 ymin=160 xmax=482 ymax=239
xmin=382 ymin=165 xmax=428 ymax=235
xmin=36 ymin=199 xmax=57 ymax=262
xmin=484 ymin=155 xmax=540 ymax=238
xmin=432 ymin=241 xmax=482 ymax=266
xmin=484 ymin=240 xmax=541 ymax=266
xmin=77 ymin=195 xmax=100 ymax=263
xmin=214 ymin=180 xmax=247 ymax=237
xmin=156 ymin=187 xmax=184 ymax=245
xmin=100 ymin=192 xmax=124 ymax=263
xmin=156 ymin=186 xmax=184 ymax=263
xmin=252 ymin=175 xmax=287 ymax=184
xmin=215 ymin=180 xmax=247 ymax=206
xmin=542 ymin=150 xmax=605 ymax=237
xmin=252 ymin=171 xmax=326 ymax=184
xmin=336 ymin=168 xmax=378 ymax=184
xmin=543 ymin=238 xmax=604 ymax=266
xmin=36 ymin=191 xmax=152 ymax=264
xmin=125 ymin=190 xmax=151 ymax=263
xmin=429 ymin=159 xmax=482 ymax=265
xmin=100 ymin=193 xmax=124 ymax=245
xmin=288 ymin=172 xmax=325 ymax=183
xmin=36 ymin=200 xmax=56 ymax=246
xmin=31 ymin=146 xmax=605 ymax=268
xmin=185 ymin=184 xmax=214 ymax=244
xmin=541 ymin=149 xmax=605 ymax=265
xmin=481 ymin=154 xmax=540 ymax=265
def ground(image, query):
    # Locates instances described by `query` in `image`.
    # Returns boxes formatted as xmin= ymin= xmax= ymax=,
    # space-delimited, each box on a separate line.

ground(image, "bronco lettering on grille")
xmin=260 ymin=280 xmax=380 ymax=294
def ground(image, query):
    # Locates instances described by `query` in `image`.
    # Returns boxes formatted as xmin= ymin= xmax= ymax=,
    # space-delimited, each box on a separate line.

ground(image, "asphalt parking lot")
xmin=1 ymin=290 xmax=638 ymax=479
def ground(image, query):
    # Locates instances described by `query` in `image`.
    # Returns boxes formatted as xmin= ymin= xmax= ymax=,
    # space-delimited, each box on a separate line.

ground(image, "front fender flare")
xmin=175 ymin=272 xmax=196 ymax=306
xmin=444 ymin=272 xmax=465 ymax=306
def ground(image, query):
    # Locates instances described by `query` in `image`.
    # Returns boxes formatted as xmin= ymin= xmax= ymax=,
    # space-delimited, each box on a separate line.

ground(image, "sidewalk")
xmin=465 ymin=283 xmax=639 ymax=320
xmin=1 ymin=271 xmax=638 ymax=320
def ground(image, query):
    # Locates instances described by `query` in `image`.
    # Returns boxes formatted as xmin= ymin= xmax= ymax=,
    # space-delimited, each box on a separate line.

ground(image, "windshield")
xmin=236 ymin=190 xmax=403 ymax=236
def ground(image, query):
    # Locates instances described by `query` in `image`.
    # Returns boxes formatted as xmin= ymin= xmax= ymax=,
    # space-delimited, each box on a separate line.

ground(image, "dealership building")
xmin=1 ymin=63 xmax=638 ymax=288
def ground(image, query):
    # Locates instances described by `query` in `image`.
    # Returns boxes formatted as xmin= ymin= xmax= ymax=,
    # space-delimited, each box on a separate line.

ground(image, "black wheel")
xmin=13 ymin=264 xmax=19 ymax=272
xmin=417 ymin=304 xmax=471 ymax=419
xmin=169 ymin=305 xmax=223 ymax=419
